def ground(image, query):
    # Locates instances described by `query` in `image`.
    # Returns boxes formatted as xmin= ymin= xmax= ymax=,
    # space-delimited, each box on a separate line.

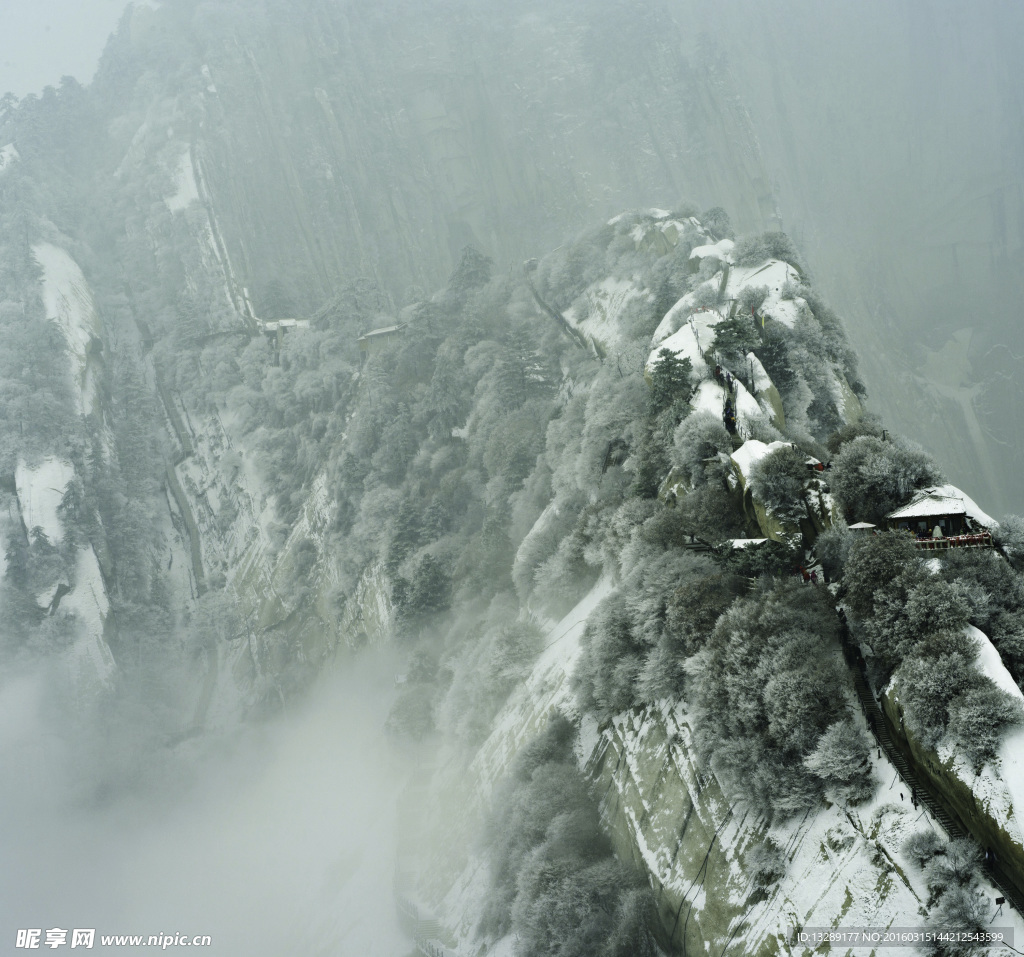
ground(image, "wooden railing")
xmin=910 ymin=532 xmax=992 ymax=551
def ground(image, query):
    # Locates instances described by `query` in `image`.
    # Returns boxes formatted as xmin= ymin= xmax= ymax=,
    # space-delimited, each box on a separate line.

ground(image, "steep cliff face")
xmin=592 ymin=707 xmax=926 ymax=957
xmin=9 ymin=243 xmax=116 ymax=700
xmin=103 ymin=0 xmax=780 ymax=318
xmin=399 ymin=581 xmax=945 ymax=956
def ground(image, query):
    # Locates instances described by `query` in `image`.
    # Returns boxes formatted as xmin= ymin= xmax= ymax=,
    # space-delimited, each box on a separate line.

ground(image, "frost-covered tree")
xmin=923 ymin=839 xmax=990 ymax=956
xmin=995 ymin=514 xmax=1024 ymax=569
xmin=648 ymin=348 xmax=692 ymax=415
xmin=711 ymin=315 xmax=759 ymax=367
xmin=802 ymin=718 xmax=876 ymax=805
xmin=687 ymin=584 xmax=862 ymax=819
xmin=747 ymin=839 xmax=787 ymax=889
xmin=895 ymin=653 xmax=982 ymax=750
xmin=752 ymin=320 xmax=797 ymax=398
xmin=385 ymin=684 xmax=435 ymax=741
xmin=864 ymin=572 xmax=972 ymax=672
xmin=574 ymin=544 xmax=729 ymax=713
xmin=440 ymin=600 xmax=543 ymax=746
xmin=448 ymin=245 xmax=493 ymax=296
xmin=700 ymin=206 xmax=733 ymax=240
xmin=829 ymin=435 xmax=943 ymax=523
xmin=747 ymin=444 xmax=808 ymax=525
xmin=479 ymin=717 xmax=657 ymax=957
xmin=902 ymin=830 xmax=946 ymax=870
xmin=946 ymin=683 xmax=1023 ymax=769
xmin=738 ymin=284 xmax=769 ymax=316
xmin=395 ymin=553 xmax=452 ymax=623
xmin=671 ymin=411 xmax=732 ymax=487
xmin=733 ymin=231 xmax=804 ymax=270
xmin=572 ymin=593 xmax=646 ymax=721
xmin=815 ymin=525 xmax=853 ymax=582
xmin=929 ymin=884 xmax=990 ymax=957
xmin=826 ymin=417 xmax=884 ymax=455
xmin=843 ymin=531 xmax=919 ymax=618
xmin=675 ymin=484 xmax=747 ymax=543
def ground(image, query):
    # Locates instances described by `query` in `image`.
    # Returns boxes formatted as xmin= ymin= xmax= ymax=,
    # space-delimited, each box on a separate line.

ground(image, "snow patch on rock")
xmin=651 ymin=286 xmax=724 ymax=348
xmin=746 ymin=353 xmax=773 ymax=394
xmin=649 ymin=302 xmax=725 ymax=377
xmin=690 ymin=238 xmax=735 ymax=264
xmin=733 ymin=379 xmax=764 ymax=437
xmin=15 ymin=458 xmax=75 ymax=544
xmin=723 ymin=259 xmax=804 ymax=328
xmin=564 ymin=276 xmax=650 ymax=350
xmin=64 ymin=546 xmax=116 ymax=690
xmin=601 ymin=700 xmax=941 ymax=956
xmin=166 ymin=147 xmax=200 ymax=212
xmin=730 ymin=439 xmax=792 ymax=482
xmin=33 ymin=243 xmax=103 ymax=415
xmin=690 ymin=378 xmax=727 ymax=418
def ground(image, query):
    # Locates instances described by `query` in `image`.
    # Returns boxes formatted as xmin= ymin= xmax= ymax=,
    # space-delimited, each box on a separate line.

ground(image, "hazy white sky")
xmin=0 ymin=0 xmax=127 ymax=98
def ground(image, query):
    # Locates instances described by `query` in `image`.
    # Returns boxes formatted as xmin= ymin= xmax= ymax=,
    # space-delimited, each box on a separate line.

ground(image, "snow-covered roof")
xmin=886 ymin=484 xmax=995 ymax=527
xmin=261 ymin=318 xmax=310 ymax=332
xmin=887 ymin=495 xmax=965 ymax=520
xmin=358 ymin=323 xmax=405 ymax=340
xmin=922 ymin=484 xmax=997 ymax=528
xmin=729 ymin=538 xmax=768 ymax=549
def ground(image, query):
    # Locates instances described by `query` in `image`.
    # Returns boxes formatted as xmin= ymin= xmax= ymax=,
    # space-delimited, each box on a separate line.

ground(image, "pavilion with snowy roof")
xmin=885 ymin=484 xmax=996 ymax=548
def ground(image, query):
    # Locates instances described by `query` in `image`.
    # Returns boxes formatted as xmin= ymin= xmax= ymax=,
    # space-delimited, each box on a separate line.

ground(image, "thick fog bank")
xmin=0 ymin=651 xmax=408 ymax=956
xmin=679 ymin=0 xmax=1024 ymax=513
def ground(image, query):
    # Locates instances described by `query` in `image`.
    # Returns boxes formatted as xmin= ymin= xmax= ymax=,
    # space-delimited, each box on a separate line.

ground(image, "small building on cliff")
xmin=357 ymin=323 xmax=406 ymax=356
xmin=885 ymin=484 xmax=996 ymax=547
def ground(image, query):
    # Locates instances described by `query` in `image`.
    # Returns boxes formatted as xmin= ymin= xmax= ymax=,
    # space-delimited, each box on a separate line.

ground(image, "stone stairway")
xmin=394 ymin=886 xmax=456 ymax=957
xmin=847 ymin=651 xmax=1024 ymax=916
xmin=415 ymin=937 xmax=452 ymax=957
xmin=850 ymin=668 xmax=963 ymax=839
